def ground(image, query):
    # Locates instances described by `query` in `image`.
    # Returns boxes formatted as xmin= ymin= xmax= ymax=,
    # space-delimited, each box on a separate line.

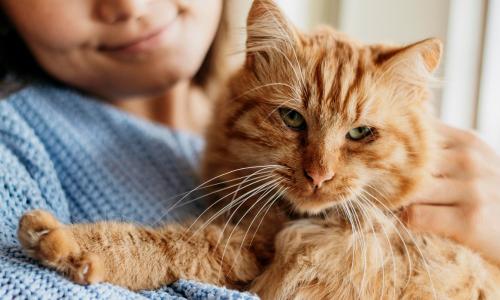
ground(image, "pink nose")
xmin=306 ymin=170 xmax=335 ymax=189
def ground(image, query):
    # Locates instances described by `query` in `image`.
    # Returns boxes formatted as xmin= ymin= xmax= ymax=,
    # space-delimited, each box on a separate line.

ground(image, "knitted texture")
xmin=0 ymin=84 xmax=260 ymax=300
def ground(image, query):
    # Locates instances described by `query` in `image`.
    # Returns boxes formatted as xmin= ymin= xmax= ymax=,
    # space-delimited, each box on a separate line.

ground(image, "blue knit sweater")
xmin=0 ymin=84 xmax=259 ymax=300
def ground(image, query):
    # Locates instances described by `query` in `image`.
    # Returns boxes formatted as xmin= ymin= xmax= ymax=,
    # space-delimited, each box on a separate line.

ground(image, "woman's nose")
xmin=96 ymin=0 xmax=150 ymax=24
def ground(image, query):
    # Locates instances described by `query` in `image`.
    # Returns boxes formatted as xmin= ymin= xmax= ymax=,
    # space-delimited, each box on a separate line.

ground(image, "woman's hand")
xmin=404 ymin=121 xmax=500 ymax=266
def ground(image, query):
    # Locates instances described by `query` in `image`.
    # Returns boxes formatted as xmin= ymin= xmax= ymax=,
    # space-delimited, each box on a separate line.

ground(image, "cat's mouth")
xmin=282 ymin=188 xmax=348 ymax=214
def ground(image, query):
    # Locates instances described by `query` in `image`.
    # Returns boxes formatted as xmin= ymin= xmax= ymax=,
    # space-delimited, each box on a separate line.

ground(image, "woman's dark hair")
xmin=192 ymin=0 xmax=230 ymax=101
xmin=0 ymin=2 xmax=230 ymax=100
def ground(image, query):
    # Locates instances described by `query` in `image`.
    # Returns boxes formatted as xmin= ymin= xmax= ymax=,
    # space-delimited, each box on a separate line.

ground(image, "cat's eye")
xmin=279 ymin=108 xmax=306 ymax=130
xmin=347 ymin=127 xmax=373 ymax=141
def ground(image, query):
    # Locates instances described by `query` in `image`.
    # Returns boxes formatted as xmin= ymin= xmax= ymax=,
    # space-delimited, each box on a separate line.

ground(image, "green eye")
xmin=347 ymin=127 xmax=373 ymax=140
xmin=279 ymin=108 xmax=306 ymax=130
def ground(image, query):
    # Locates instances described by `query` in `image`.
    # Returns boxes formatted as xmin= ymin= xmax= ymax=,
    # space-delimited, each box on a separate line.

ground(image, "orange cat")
xmin=18 ymin=1 xmax=500 ymax=299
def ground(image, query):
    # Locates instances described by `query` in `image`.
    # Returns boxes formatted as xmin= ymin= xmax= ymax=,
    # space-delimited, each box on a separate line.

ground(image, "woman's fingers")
xmin=433 ymin=120 xmax=477 ymax=149
xmin=433 ymin=149 xmax=481 ymax=179
xmin=403 ymin=204 xmax=467 ymax=239
xmin=411 ymin=178 xmax=470 ymax=205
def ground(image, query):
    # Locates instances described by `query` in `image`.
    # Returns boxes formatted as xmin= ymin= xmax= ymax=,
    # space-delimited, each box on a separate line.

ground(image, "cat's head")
xmin=208 ymin=0 xmax=441 ymax=214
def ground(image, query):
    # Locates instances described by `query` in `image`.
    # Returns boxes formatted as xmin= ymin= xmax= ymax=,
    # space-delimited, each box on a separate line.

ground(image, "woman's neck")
xmin=111 ymin=81 xmax=211 ymax=135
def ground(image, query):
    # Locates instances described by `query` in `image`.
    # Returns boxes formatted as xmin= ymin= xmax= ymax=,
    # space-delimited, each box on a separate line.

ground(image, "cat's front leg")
xmin=17 ymin=210 xmax=105 ymax=285
xmin=18 ymin=210 xmax=270 ymax=291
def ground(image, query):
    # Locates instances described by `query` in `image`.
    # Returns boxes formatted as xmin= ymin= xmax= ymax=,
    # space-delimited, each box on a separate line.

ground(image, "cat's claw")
xmin=18 ymin=210 xmax=104 ymax=285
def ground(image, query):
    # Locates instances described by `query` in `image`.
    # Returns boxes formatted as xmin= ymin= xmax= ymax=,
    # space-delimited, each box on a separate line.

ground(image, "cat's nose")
xmin=305 ymin=170 xmax=334 ymax=189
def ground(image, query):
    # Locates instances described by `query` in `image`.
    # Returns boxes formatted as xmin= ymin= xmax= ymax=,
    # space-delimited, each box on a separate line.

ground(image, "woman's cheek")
xmin=4 ymin=0 xmax=92 ymax=52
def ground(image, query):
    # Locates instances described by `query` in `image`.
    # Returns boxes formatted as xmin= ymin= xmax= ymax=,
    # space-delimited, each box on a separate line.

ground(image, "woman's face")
xmin=0 ymin=0 xmax=223 ymax=99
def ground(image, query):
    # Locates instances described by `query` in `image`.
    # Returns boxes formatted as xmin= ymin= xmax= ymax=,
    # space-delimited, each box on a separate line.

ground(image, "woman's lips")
xmin=100 ymin=19 xmax=177 ymax=54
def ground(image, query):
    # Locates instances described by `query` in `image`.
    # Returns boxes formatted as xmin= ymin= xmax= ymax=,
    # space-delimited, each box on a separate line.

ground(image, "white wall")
xmin=440 ymin=0 xmax=487 ymax=130
xmin=477 ymin=0 xmax=500 ymax=151
xmin=338 ymin=0 xmax=450 ymax=45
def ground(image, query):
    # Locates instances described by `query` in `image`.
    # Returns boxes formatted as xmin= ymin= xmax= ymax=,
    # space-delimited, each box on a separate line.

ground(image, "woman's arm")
xmin=404 ymin=121 xmax=500 ymax=266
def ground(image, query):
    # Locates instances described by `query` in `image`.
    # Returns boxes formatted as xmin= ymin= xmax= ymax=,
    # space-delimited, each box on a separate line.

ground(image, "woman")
xmin=0 ymin=0 xmax=499 ymax=299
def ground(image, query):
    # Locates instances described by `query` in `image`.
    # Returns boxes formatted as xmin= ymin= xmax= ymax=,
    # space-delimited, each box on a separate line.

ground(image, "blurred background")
xmin=228 ymin=0 xmax=500 ymax=152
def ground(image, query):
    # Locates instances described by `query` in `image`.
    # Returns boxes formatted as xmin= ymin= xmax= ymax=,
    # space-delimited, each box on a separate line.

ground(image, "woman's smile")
xmin=100 ymin=15 xmax=180 ymax=57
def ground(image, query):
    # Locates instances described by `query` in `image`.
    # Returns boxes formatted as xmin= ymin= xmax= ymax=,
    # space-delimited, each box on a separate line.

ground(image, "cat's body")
xmin=18 ymin=1 xmax=500 ymax=299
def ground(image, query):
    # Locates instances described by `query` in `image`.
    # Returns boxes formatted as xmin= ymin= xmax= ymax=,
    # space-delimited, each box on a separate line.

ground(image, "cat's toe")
xmin=35 ymin=227 xmax=80 ymax=266
xmin=18 ymin=210 xmax=63 ymax=258
xmin=18 ymin=211 xmax=105 ymax=286
xmin=18 ymin=210 xmax=80 ymax=269
xmin=72 ymin=253 xmax=105 ymax=285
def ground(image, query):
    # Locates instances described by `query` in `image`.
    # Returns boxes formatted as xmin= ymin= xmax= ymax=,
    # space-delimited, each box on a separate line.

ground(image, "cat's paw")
xmin=18 ymin=210 xmax=104 ymax=285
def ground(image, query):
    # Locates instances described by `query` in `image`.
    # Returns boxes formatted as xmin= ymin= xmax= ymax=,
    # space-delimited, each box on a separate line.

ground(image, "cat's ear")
xmin=245 ymin=0 xmax=300 ymax=67
xmin=379 ymin=38 xmax=442 ymax=87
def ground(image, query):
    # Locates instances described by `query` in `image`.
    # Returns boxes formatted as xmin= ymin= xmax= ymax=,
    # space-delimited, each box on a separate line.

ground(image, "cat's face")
xmin=216 ymin=1 xmax=441 ymax=214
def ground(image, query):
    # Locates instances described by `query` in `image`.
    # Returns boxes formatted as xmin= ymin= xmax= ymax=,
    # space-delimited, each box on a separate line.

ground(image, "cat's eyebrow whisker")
xmin=265 ymin=46 xmax=303 ymax=97
xmin=259 ymin=98 xmax=298 ymax=127
xmin=361 ymin=188 xmax=437 ymax=300
xmin=151 ymin=165 xmax=283 ymax=226
xmin=259 ymin=1 xmax=307 ymax=93
xmin=224 ymin=183 xmax=285 ymax=281
xmin=224 ymin=82 xmax=301 ymax=108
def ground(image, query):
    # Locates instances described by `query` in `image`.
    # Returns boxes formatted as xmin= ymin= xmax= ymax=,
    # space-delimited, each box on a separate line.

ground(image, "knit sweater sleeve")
xmin=0 ymin=101 xmax=158 ymax=299
xmin=0 ymin=95 xmax=260 ymax=300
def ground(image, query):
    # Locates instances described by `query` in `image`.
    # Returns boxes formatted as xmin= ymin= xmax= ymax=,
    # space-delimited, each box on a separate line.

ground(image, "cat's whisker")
xmin=341 ymin=196 xmax=360 ymax=284
xmin=360 ymin=188 xmax=437 ymax=300
xmin=357 ymin=190 xmax=412 ymax=294
xmin=224 ymin=183 xmax=285 ymax=281
xmin=346 ymin=198 xmax=368 ymax=299
xmin=209 ymin=179 xmax=279 ymax=248
xmin=151 ymin=165 xmax=284 ymax=226
xmin=172 ymin=173 xmax=275 ymax=211
xmin=364 ymin=184 xmax=397 ymax=211
xmin=339 ymin=197 xmax=358 ymax=277
xmin=149 ymin=170 xmax=276 ymax=209
xmin=215 ymin=177 xmax=281 ymax=254
xmin=215 ymin=178 xmax=282 ymax=284
xmin=352 ymin=188 xmax=397 ymax=300
xmin=349 ymin=190 xmax=386 ymax=300
xmin=192 ymin=176 xmax=278 ymax=239
xmin=322 ymin=210 xmax=328 ymax=221
xmin=227 ymin=167 xmax=279 ymax=217
xmin=168 ymin=174 xmax=280 ymax=253
xmin=249 ymin=186 xmax=288 ymax=248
